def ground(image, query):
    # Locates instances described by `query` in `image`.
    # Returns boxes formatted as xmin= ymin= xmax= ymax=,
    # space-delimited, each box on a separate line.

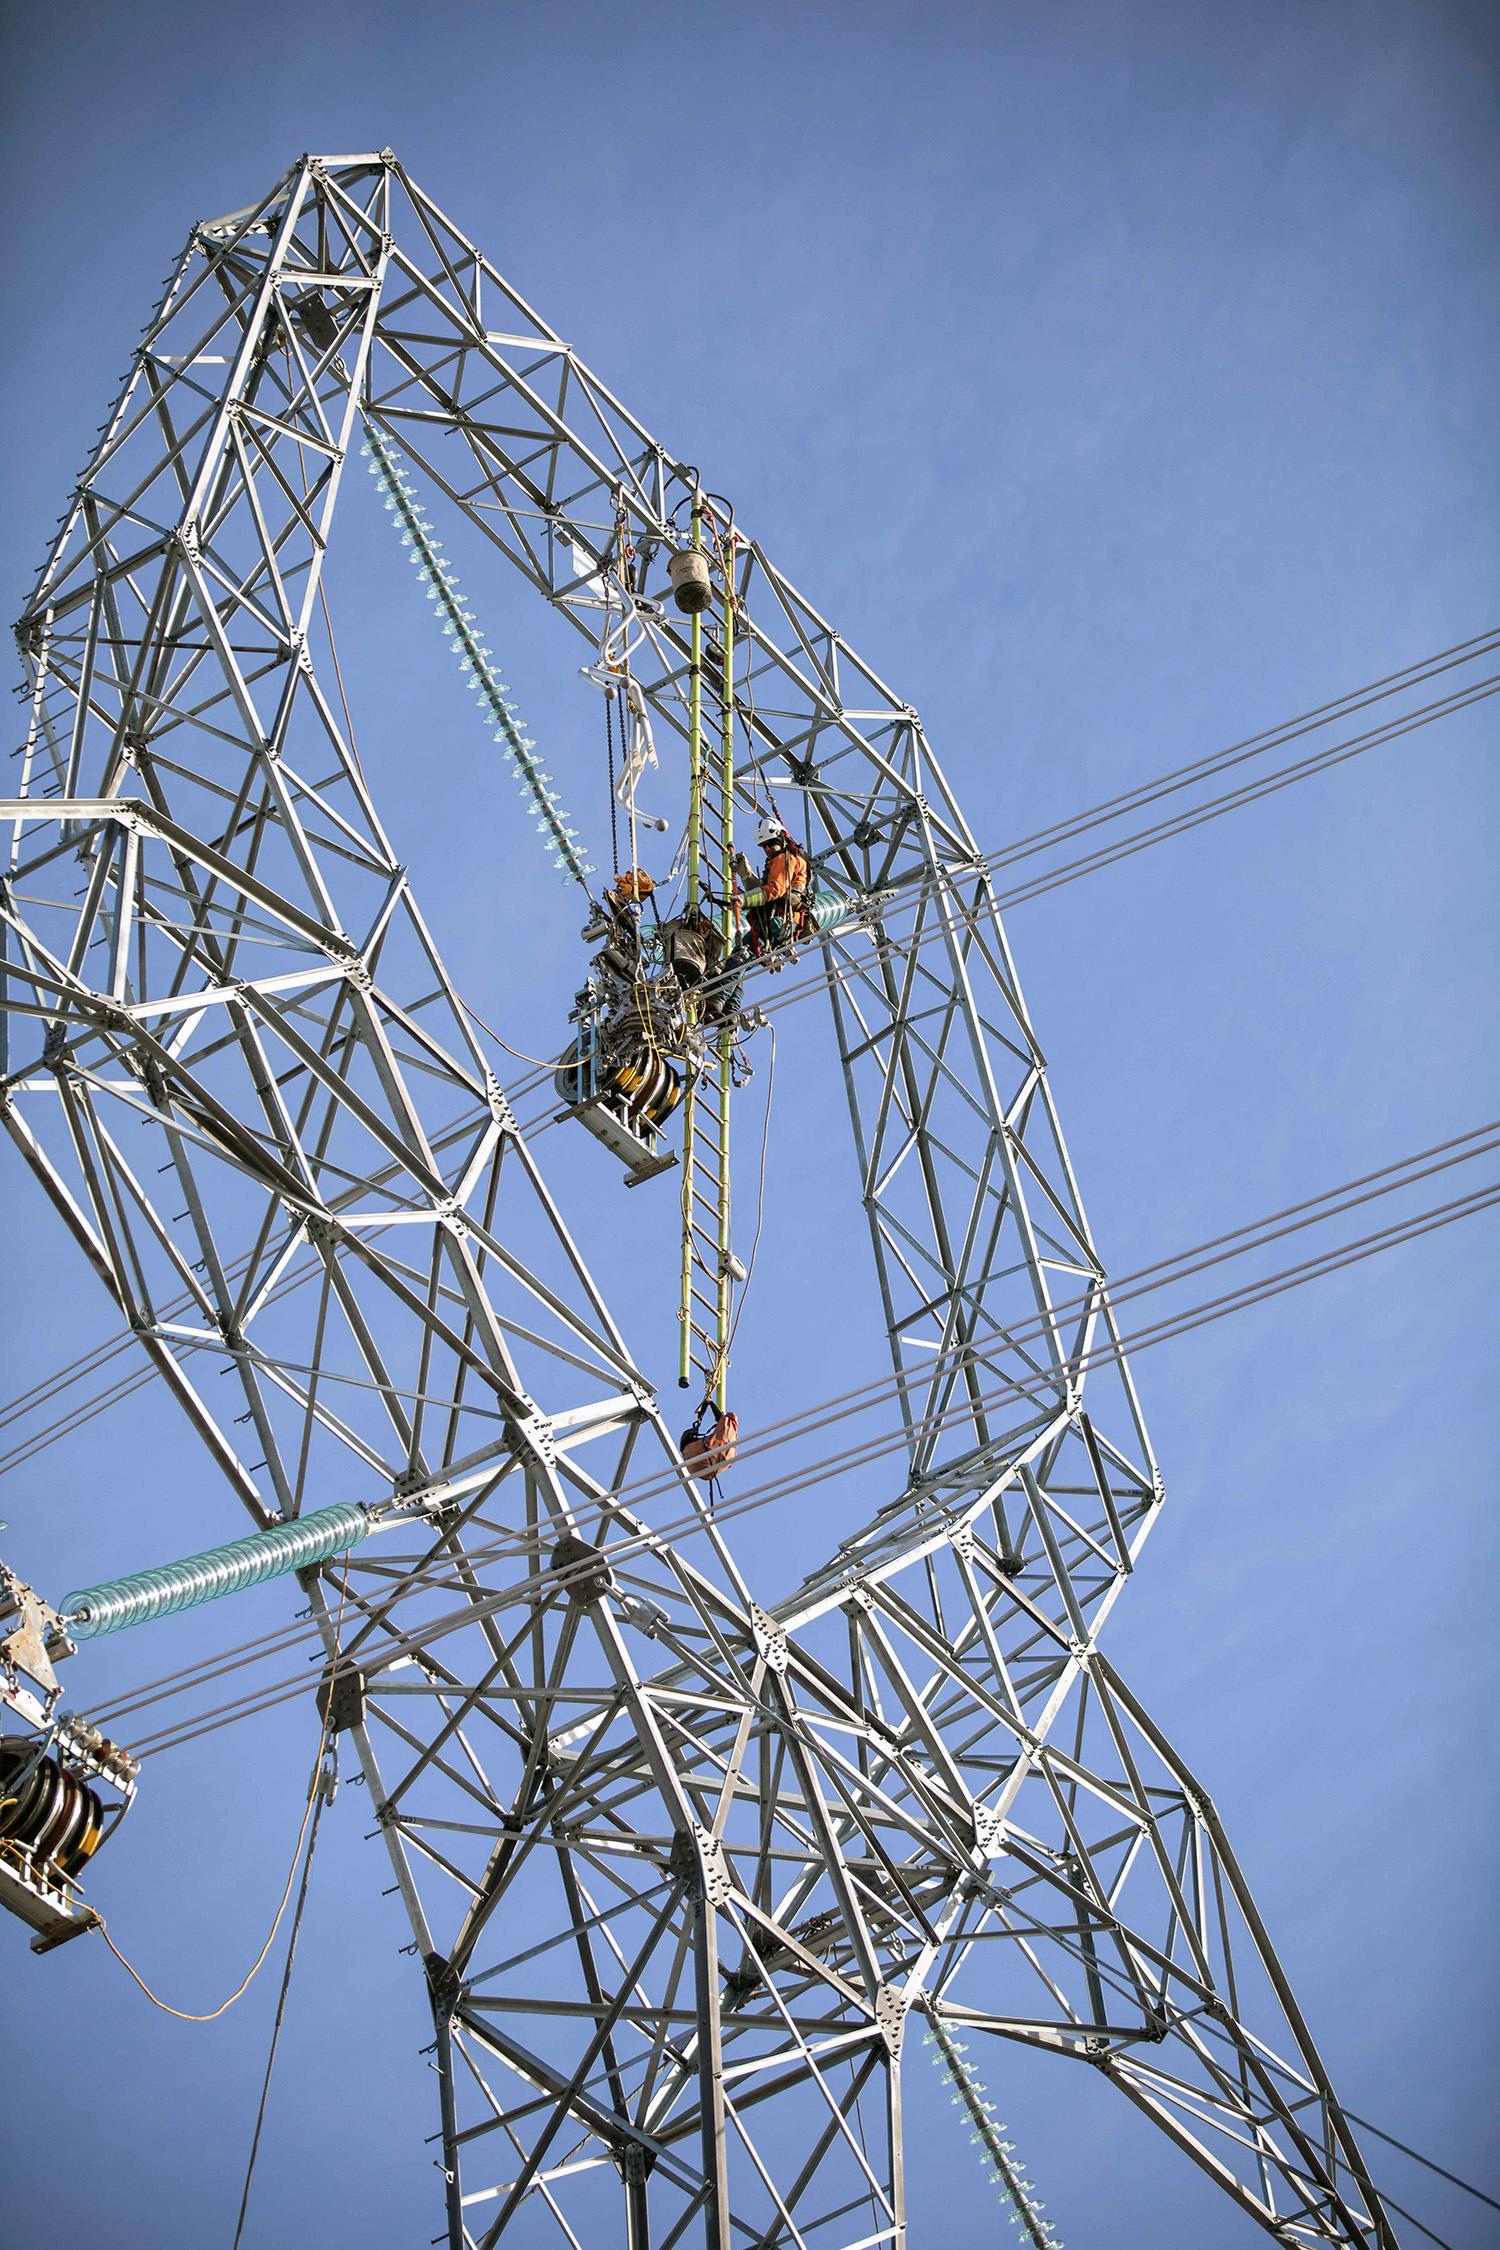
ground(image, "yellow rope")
xmin=94 ymin=1567 xmax=347 ymax=2020
xmin=457 ymin=996 xmax=566 ymax=1072
xmin=0 ymin=1834 xmax=82 ymax=1899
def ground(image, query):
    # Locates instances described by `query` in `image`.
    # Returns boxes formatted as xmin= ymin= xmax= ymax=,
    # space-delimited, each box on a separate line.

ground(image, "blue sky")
xmin=1 ymin=3 xmax=1496 ymax=2245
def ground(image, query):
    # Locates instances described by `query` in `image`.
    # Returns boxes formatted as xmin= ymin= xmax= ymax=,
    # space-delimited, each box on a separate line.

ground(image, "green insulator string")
xmin=62 ymin=1501 xmax=374 ymax=1640
xmin=923 ymin=2010 xmax=1064 ymax=2247
xmin=360 ymin=420 xmax=594 ymax=889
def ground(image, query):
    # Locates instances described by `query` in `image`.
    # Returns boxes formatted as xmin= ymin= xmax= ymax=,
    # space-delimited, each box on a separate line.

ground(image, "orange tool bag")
xmin=680 ymin=1411 xmax=739 ymax=1481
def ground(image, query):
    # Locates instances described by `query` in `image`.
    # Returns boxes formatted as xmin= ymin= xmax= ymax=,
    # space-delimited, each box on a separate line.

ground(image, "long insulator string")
xmin=923 ymin=2010 xmax=1063 ymax=2246
xmin=360 ymin=421 xmax=594 ymax=888
xmin=61 ymin=1500 xmax=373 ymax=1640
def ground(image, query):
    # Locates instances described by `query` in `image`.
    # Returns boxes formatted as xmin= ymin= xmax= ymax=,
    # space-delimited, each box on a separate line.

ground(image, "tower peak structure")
xmin=1 ymin=155 xmax=1395 ymax=2246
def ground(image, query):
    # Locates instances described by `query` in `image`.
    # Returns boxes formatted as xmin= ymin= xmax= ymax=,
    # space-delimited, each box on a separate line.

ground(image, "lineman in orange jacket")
xmin=736 ymin=815 xmax=810 ymax=953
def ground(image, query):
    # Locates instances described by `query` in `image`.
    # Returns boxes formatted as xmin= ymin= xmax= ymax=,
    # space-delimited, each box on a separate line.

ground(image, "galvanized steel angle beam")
xmin=2 ymin=154 xmax=1396 ymax=2248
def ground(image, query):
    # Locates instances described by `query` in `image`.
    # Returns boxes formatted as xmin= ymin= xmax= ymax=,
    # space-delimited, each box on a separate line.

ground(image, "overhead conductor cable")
xmin=3 ymin=638 xmax=1492 ymax=1481
xmin=103 ymin=1168 xmax=1500 ymax=1763
xmin=36 ymin=1120 xmax=1500 ymax=1743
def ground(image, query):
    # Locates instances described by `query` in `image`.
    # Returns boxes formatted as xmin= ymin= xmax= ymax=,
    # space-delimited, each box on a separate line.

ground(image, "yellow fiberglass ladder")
xmin=677 ymin=501 xmax=738 ymax=1416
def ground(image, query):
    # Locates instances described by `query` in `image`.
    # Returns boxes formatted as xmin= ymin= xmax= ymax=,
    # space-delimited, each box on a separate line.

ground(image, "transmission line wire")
xmin=988 ymin=671 xmax=1498 ymax=914
xmin=1374 ymin=2192 xmax=1454 ymax=2250
xmin=102 ymin=1177 xmax=1499 ymax=1762
xmin=956 ymin=625 xmax=1499 ymax=877
xmin=73 ymin=1122 xmax=1500 ymax=1737
xmin=411 ymin=1131 xmax=1500 ymax=1534
xmin=3 ymin=651 xmax=1492 ymax=1482
xmin=741 ymin=669 xmax=1500 ymax=1027
xmin=1343 ymin=2111 xmax=1500 ymax=2216
xmin=5 ymin=626 xmax=1491 ymax=1450
xmin=72 ymin=1117 xmax=1499 ymax=1734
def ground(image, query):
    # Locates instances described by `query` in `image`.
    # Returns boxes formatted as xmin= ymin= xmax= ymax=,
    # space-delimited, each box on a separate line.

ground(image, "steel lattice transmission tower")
xmin=1 ymin=154 xmax=1396 ymax=2248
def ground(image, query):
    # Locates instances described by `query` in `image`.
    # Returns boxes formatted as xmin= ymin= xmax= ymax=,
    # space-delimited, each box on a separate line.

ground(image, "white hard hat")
xmin=756 ymin=814 xmax=786 ymax=848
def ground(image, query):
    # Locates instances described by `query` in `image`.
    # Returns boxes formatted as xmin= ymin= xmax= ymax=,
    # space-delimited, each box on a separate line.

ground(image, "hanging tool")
xmin=554 ymin=886 xmax=684 ymax=1185
xmin=1 ymin=1567 xmax=137 ymax=1950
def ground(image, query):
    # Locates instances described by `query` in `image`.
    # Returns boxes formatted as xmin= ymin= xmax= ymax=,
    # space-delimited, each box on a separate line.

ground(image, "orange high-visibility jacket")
xmin=761 ymin=844 xmax=808 ymax=903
